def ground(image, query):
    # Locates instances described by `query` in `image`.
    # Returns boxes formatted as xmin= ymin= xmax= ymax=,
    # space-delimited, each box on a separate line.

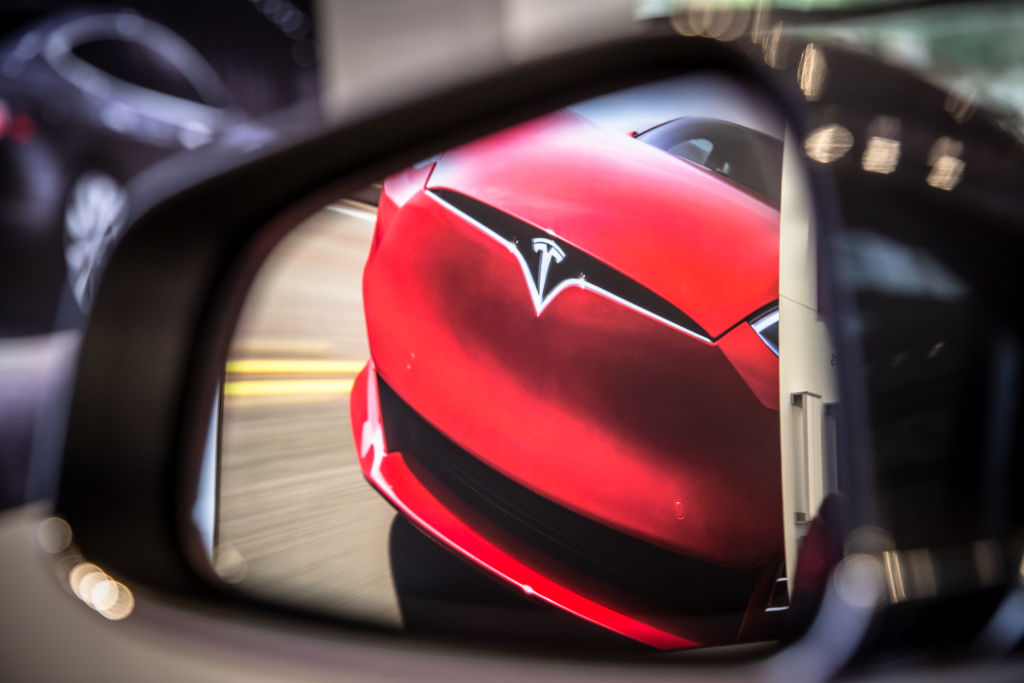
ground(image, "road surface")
xmin=215 ymin=198 xmax=403 ymax=629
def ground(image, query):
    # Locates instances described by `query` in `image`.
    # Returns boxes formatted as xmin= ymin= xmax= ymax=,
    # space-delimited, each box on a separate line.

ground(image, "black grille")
xmin=377 ymin=377 xmax=760 ymax=617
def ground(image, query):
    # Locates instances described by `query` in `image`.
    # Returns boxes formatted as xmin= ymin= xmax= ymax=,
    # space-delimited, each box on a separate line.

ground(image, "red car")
xmin=351 ymin=109 xmax=785 ymax=649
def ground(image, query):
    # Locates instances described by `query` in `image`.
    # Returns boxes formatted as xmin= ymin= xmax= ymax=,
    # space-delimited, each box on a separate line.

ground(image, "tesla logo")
xmin=517 ymin=235 xmax=578 ymax=315
xmin=530 ymin=237 xmax=565 ymax=299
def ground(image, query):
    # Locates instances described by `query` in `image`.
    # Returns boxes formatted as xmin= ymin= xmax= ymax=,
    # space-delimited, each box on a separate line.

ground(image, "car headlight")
xmin=750 ymin=306 xmax=779 ymax=355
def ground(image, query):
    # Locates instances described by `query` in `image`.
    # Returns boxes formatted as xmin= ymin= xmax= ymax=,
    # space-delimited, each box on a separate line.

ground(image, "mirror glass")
xmin=190 ymin=73 xmax=840 ymax=652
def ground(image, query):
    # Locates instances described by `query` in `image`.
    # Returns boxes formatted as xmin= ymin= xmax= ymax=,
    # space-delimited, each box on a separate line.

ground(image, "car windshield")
xmin=636 ymin=117 xmax=784 ymax=208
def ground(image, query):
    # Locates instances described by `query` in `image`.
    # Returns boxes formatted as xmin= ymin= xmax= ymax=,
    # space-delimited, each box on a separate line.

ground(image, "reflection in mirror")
xmin=191 ymin=74 xmax=840 ymax=652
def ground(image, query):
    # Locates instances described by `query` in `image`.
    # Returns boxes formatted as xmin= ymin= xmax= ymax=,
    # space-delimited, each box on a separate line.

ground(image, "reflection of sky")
xmin=569 ymin=73 xmax=785 ymax=138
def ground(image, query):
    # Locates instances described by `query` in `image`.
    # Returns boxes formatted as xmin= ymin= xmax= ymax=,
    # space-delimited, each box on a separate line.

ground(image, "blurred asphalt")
xmin=216 ymin=201 xmax=403 ymax=629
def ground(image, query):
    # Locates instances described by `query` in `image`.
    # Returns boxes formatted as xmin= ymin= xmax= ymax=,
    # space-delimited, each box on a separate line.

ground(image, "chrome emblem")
xmin=530 ymin=237 xmax=566 ymax=300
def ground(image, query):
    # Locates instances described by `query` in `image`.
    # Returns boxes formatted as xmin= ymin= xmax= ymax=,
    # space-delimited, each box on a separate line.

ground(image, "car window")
xmin=71 ymin=39 xmax=207 ymax=104
xmin=637 ymin=118 xmax=783 ymax=209
xmin=668 ymin=136 xmax=713 ymax=166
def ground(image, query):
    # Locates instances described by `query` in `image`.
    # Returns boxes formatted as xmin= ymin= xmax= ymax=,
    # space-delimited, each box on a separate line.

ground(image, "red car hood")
xmin=426 ymin=110 xmax=779 ymax=338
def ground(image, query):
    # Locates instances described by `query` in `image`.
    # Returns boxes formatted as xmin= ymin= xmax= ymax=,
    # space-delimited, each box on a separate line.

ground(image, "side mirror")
xmin=53 ymin=32 xmax=1024 ymax=670
xmin=199 ymin=74 xmax=828 ymax=650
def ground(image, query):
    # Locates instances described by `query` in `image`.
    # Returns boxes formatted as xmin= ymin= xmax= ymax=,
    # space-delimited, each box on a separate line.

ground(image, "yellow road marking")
xmin=223 ymin=379 xmax=355 ymax=397
xmin=225 ymin=359 xmax=366 ymax=375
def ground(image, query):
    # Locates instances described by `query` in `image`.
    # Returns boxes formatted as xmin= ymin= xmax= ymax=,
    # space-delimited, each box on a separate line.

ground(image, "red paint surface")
xmin=428 ymin=110 xmax=779 ymax=338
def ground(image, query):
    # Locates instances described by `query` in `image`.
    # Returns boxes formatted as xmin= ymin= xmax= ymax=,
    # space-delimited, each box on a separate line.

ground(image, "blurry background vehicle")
xmin=0 ymin=1 xmax=319 ymax=336
xmin=0 ymin=0 xmax=319 ymax=513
